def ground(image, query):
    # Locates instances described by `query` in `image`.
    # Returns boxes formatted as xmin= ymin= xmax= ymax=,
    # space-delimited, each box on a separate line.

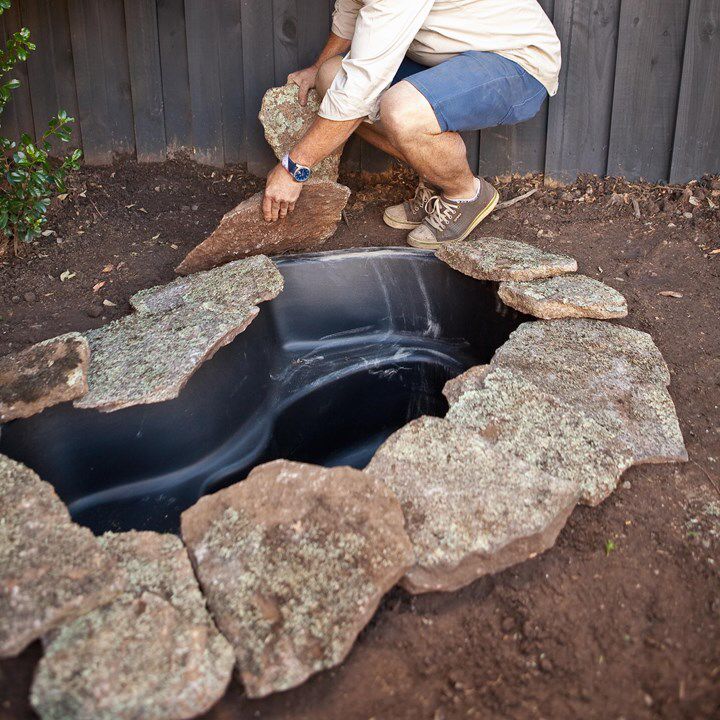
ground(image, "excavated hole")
xmin=0 ymin=249 xmax=525 ymax=534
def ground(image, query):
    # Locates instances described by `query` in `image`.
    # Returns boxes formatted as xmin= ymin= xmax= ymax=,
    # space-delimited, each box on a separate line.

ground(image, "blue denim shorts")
xmin=390 ymin=51 xmax=547 ymax=133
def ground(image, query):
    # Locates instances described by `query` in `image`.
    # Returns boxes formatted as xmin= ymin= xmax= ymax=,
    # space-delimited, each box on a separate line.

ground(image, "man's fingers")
xmin=277 ymin=201 xmax=290 ymax=219
xmin=262 ymin=193 xmax=273 ymax=222
xmin=298 ymin=83 xmax=309 ymax=107
xmin=287 ymin=201 xmax=296 ymax=214
xmin=270 ymin=200 xmax=281 ymax=222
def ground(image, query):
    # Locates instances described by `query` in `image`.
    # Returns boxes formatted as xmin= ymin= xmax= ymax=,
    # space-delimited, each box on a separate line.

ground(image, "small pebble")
xmin=23 ymin=291 xmax=36 ymax=303
xmin=11 ymin=295 xmax=20 ymax=304
xmin=501 ymin=617 xmax=515 ymax=633
xmin=86 ymin=305 xmax=103 ymax=318
xmin=539 ymin=656 xmax=553 ymax=673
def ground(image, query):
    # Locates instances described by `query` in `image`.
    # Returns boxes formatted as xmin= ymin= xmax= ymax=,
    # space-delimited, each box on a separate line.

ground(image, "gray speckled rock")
xmin=488 ymin=320 xmax=687 ymax=465
xmin=0 ymin=456 xmax=123 ymax=658
xmin=259 ymin=84 xmax=342 ymax=182
xmin=176 ymin=181 xmax=350 ymax=275
xmin=131 ymin=254 xmax=283 ymax=314
xmin=181 ymin=460 xmax=413 ymax=698
xmin=32 ymin=531 xmax=234 ymax=720
xmin=445 ymin=367 xmax=634 ymax=506
xmin=436 ymin=237 xmax=577 ymax=282
xmin=75 ymin=305 xmax=257 ymax=413
xmin=0 ymin=333 xmax=89 ymax=422
xmin=498 ymin=274 xmax=628 ymax=319
xmin=75 ymin=257 xmax=283 ymax=412
xmin=442 ymin=364 xmax=489 ymax=405
xmin=366 ymin=416 xmax=578 ymax=594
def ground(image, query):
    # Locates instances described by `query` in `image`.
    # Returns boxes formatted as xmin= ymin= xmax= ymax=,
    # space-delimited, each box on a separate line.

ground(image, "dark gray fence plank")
xmin=478 ymin=0 xmax=554 ymax=177
xmin=1 ymin=1 xmax=35 ymax=143
xmin=217 ymin=0 xmax=245 ymax=165
xmin=607 ymin=0 xmax=690 ymax=182
xmin=670 ymin=0 xmax=720 ymax=184
xmin=461 ymin=131 xmax=480 ymax=175
xmin=21 ymin=0 xmax=81 ymax=152
xmin=273 ymin=0 xmax=298 ymax=85
xmin=241 ymin=0 xmax=276 ymax=175
xmin=545 ymin=0 xmax=621 ymax=183
xmin=157 ymin=0 xmax=191 ymax=153
xmin=124 ymin=0 xmax=166 ymax=161
xmin=297 ymin=0 xmax=331 ymax=68
xmin=184 ymin=0 xmax=223 ymax=166
xmin=68 ymin=0 xmax=135 ymax=164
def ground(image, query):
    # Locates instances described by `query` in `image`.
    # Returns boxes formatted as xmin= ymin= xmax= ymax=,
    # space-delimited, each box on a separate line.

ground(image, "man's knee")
xmin=316 ymin=56 xmax=343 ymax=98
xmin=379 ymin=82 xmax=439 ymax=143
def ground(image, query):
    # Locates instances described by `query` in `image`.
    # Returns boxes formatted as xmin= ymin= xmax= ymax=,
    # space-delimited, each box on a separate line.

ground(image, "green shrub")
xmin=0 ymin=0 xmax=81 ymax=256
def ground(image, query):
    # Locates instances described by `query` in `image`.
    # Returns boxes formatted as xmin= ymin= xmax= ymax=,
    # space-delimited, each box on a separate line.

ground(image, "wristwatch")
xmin=282 ymin=153 xmax=312 ymax=183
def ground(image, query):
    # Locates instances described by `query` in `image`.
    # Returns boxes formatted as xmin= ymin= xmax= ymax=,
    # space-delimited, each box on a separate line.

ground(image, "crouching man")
xmin=263 ymin=0 xmax=561 ymax=250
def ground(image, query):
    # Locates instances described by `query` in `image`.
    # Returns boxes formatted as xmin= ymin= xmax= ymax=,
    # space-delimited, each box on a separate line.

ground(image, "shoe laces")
xmin=409 ymin=181 xmax=437 ymax=213
xmin=424 ymin=195 xmax=460 ymax=232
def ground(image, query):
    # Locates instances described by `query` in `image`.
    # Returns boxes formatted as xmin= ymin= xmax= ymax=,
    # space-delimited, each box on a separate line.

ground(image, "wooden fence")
xmin=1 ymin=0 xmax=718 ymax=183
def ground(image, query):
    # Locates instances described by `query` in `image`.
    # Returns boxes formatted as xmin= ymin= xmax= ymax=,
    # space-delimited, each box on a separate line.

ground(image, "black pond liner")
xmin=0 ymin=248 xmax=527 ymax=534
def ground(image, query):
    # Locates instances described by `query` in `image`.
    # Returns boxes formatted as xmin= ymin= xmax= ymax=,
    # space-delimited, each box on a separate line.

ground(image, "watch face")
xmin=294 ymin=166 xmax=311 ymax=182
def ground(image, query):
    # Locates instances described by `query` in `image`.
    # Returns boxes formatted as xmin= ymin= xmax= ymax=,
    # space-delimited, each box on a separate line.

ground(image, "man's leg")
xmin=377 ymin=81 xmax=476 ymax=199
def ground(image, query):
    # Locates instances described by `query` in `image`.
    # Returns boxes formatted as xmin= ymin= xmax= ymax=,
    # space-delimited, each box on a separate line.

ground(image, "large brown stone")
xmin=0 ymin=456 xmax=123 ymax=658
xmin=31 ymin=531 xmax=234 ymax=720
xmin=366 ymin=416 xmax=578 ymax=594
xmin=487 ymin=320 xmax=687 ymax=465
xmin=436 ymin=237 xmax=578 ymax=282
xmin=498 ymin=274 xmax=628 ymax=319
xmin=176 ymin=181 xmax=351 ymax=275
xmin=259 ymin=84 xmax=342 ymax=182
xmin=75 ymin=257 xmax=283 ymax=412
xmin=181 ymin=460 xmax=413 ymax=698
xmin=0 ymin=332 xmax=89 ymax=423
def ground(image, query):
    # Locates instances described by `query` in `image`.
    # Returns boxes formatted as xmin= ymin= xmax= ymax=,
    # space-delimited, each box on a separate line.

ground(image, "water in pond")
xmin=0 ymin=249 xmax=525 ymax=533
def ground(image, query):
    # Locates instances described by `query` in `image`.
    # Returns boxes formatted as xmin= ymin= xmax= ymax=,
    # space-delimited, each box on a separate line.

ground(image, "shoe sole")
xmin=406 ymin=189 xmax=500 ymax=250
xmin=383 ymin=209 xmax=422 ymax=230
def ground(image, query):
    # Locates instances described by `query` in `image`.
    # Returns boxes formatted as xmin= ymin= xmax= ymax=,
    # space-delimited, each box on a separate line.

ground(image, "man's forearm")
xmin=291 ymin=116 xmax=362 ymax=168
xmin=313 ymin=32 xmax=351 ymax=69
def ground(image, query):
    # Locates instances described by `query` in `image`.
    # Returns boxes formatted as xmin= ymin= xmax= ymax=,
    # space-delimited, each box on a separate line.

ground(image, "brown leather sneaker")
xmin=383 ymin=179 xmax=439 ymax=229
xmin=406 ymin=178 xmax=499 ymax=250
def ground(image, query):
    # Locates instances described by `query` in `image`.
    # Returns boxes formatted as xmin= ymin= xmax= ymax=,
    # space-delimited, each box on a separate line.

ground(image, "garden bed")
xmin=0 ymin=160 xmax=719 ymax=719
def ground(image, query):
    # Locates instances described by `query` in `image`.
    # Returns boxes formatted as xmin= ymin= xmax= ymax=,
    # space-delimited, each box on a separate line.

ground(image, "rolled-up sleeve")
xmin=331 ymin=0 xmax=361 ymax=40
xmin=319 ymin=0 xmax=434 ymax=122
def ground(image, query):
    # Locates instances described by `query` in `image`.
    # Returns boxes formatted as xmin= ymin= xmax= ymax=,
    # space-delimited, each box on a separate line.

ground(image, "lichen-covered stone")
xmin=442 ymin=364 xmax=489 ymax=405
xmin=75 ymin=257 xmax=283 ymax=412
xmin=445 ymin=367 xmax=635 ymax=506
xmin=0 ymin=333 xmax=89 ymax=423
xmin=487 ymin=320 xmax=687 ymax=465
xmin=131 ymin=254 xmax=283 ymax=314
xmin=31 ymin=531 xmax=234 ymax=720
xmin=181 ymin=460 xmax=413 ymax=698
xmin=259 ymin=84 xmax=342 ymax=182
xmin=436 ymin=237 xmax=577 ymax=281
xmin=175 ymin=181 xmax=351 ymax=275
xmin=74 ymin=305 xmax=257 ymax=413
xmin=366 ymin=416 xmax=578 ymax=594
xmin=498 ymin=274 xmax=628 ymax=319
xmin=0 ymin=456 xmax=123 ymax=658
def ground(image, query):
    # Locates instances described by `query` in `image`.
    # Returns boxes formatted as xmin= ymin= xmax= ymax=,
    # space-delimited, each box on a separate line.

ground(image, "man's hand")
xmin=287 ymin=66 xmax=320 ymax=106
xmin=263 ymin=164 xmax=303 ymax=222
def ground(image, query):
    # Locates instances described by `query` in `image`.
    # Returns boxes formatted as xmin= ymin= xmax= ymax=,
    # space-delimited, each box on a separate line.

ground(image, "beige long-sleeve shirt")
xmin=319 ymin=0 xmax=561 ymax=123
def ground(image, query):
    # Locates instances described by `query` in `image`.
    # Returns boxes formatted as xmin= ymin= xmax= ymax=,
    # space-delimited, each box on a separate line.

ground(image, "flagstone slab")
xmin=259 ymin=84 xmax=342 ymax=182
xmin=176 ymin=181 xmax=351 ymax=275
xmin=131 ymin=254 xmax=283 ymax=314
xmin=75 ymin=258 xmax=283 ymax=412
xmin=445 ymin=367 xmax=635 ymax=506
xmin=366 ymin=416 xmax=578 ymax=594
xmin=32 ymin=531 xmax=234 ymax=720
xmin=487 ymin=320 xmax=686 ymax=465
xmin=0 ymin=456 xmax=123 ymax=658
xmin=498 ymin=274 xmax=628 ymax=319
xmin=181 ymin=460 xmax=413 ymax=698
xmin=436 ymin=237 xmax=577 ymax=282
xmin=0 ymin=332 xmax=89 ymax=423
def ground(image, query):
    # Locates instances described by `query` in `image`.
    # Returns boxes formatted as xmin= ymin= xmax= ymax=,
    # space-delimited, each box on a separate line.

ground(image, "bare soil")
xmin=1 ymin=159 xmax=719 ymax=720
